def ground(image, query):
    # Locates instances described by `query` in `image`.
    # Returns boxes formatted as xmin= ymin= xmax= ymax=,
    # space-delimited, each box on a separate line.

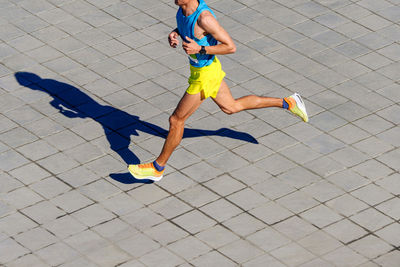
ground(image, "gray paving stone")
xmin=86 ymin=245 xmax=131 ymax=267
xmin=0 ymin=238 xmax=30 ymax=264
xmin=301 ymin=204 xmax=343 ymax=228
xmin=6 ymin=253 xmax=50 ymax=267
xmin=331 ymin=161 xmax=372 ymax=189
xmin=374 ymin=251 xmax=400 ymax=267
xmin=10 ymin=163 xmax=50 ymax=185
xmin=298 ymin=230 xmax=342 ymax=256
xmin=0 ymin=172 xmax=23 ymax=193
xmin=21 ymin=200 xmax=65 ymax=224
xmin=2 ymin=186 xmax=43 ymax=210
xmin=196 ymin=225 xmax=240 ymax=249
xmin=323 ymin=246 xmax=368 ymax=267
xmin=219 ymin=239 xmax=264 ymax=264
xmin=200 ymin=198 xmax=242 ymax=222
xmin=35 ymin=242 xmax=79 ymax=266
xmin=149 ymin=195 xmax=192 ymax=219
xmin=0 ymin=127 xmax=38 ymax=148
xmin=30 ymin=176 xmax=71 ymax=199
xmin=72 ymin=203 xmax=115 ymax=227
xmin=172 ymin=210 xmax=216 ymax=234
xmin=37 ymin=152 xmax=80 ymax=174
xmin=376 ymin=148 xmax=400 ymax=171
xmin=270 ymin=242 xmax=315 ymax=267
xmin=274 ymin=216 xmax=318 ymax=241
xmin=324 ymin=218 xmax=368 ymax=244
xmin=242 ymin=253 xmax=286 ymax=267
xmin=14 ymin=226 xmax=57 ymax=251
xmin=167 ymin=236 xmax=211 ymax=262
xmin=350 ymin=208 xmax=394 ymax=232
xmin=144 ymin=220 xmax=188 ymax=246
xmin=43 ymin=215 xmax=87 ymax=239
xmin=350 ymin=235 xmax=393 ymax=259
xmin=376 ymin=173 xmax=400 ymax=195
xmin=64 ymin=229 xmax=108 ymax=254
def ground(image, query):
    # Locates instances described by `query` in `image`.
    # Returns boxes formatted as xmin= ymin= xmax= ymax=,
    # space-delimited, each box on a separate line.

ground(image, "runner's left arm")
xmin=182 ymin=11 xmax=236 ymax=55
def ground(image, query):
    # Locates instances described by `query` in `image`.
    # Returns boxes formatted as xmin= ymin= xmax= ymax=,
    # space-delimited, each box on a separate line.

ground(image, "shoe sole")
xmin=292 ymin=93 xmax=308 ymax=122
xmin=128 ymin=166 xmax=163 ymax=181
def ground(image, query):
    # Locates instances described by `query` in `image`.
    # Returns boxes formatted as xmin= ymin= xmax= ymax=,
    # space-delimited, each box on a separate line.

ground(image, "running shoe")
xmin=284 ymin=93 xmax=308 ymax=122
xmin=128 ymin=162 xmax=164 ymax=181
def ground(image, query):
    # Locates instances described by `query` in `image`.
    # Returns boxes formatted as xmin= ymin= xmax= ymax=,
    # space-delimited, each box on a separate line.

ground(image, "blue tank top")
xmin=176 ymin=0 xmax=217 ymax=68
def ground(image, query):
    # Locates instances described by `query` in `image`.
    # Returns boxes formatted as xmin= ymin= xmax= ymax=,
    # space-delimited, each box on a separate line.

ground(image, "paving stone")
xmin=72 ymin=203 xmax=115 ymax=227
xmin=327 ymin=169 xmax=370 ymax=192
xmin=6 ymin=253 xmax=50 ymax=267
xmin=29 ymin=176 xmax=71 ymax=199
xmin=14 ymin=226 xmax=57 ymax=251
xmin=374 ymin=251 xmax=400 ymax=267
xmin=64 ymin=229 xmax=108 ymax=254
xmin=79 ymin=179 xmax=121 ymax=202
xmin=0 ymin=150 xmax=29 ymax=171
xmin=270 ymin=242 xmax=315 ymax=266
xmin=350 ymin=208 xmax=394 ymax=232
xmin=323 ymin=246 xmax=368 ymax=267
xmin=350 ymin=235 xmax=393 ymax=259
xmin=21 ymin=200 xmax=65 ymax=224
xmin=298 ymin=230 xmax=342 ymax=256
xmin=324 ymin=219 xmax=368 ymax=244
xmin=326 ymin=193 xmax=369 ymax=217
xmin=376 ymin=173 xmax=400 ymax=195
xmin=43 ymin=215 xmax=87 ymax=239
xmin=86 ymin=245 xmax=131 ymax=266
xmin=243 ymin=253 xmax=286 ymax=267
xmin=219 ymin=239 xmax=264 ymax=264
xmin=301 ymin=204 xmax=343 ymax=228
xmin=2 ymin=186 xmax=43 ymax=210
xmin=35 ymin=242 xmax=79 ymax=266
xmin=0 ymin=238 xmax=30 ymax=264
xmin=167 ymin=236 xmax=211 ymax=261
xmin=195 ymin=225 xmax=240 ymax=249
xmin=172 ymin=210 xmax=216 ymax=234
xmin=0 ymin=172 xmax=23 ymax=193
xmin=200 ymin=198 xmax=242 ymax=222
xmin=227 ymin=188 xmax=269 ymax=211
xmin=0 ymin=127 xmax=38 ymax=148
xmin=149 ymin=195 xmax=192 ymax=219
xmin=121 ymin=207 xmax=165 ymax=231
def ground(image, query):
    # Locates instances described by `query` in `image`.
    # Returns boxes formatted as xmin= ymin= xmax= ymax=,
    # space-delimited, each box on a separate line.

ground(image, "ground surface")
xmin=0 ymin=0 xmax=399 ymax=266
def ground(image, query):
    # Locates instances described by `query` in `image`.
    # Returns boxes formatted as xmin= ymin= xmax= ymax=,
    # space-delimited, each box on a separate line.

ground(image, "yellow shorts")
xmin=186 ymin=56 xmax=226 ymax=99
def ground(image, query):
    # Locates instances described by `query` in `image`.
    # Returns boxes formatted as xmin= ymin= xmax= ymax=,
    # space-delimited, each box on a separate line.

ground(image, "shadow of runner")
xmin=15 ymin=72 xmax=258 ymax=183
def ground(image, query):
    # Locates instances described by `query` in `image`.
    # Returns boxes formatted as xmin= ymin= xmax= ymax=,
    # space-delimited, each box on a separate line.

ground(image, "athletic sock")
xmin=153 ymin=160 xmax=165 ymax=171
xmin=282 ymin=98 xmax=289 ymax=109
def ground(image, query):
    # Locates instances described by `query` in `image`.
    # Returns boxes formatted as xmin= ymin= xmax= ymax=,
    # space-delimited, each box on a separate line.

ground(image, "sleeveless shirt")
xmin=176 ymin=0 xmax=218 ymax=68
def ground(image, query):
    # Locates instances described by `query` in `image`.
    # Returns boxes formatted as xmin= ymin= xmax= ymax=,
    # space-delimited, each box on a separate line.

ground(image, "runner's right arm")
xmin=169 ymin=28 xmax=180 ymax=48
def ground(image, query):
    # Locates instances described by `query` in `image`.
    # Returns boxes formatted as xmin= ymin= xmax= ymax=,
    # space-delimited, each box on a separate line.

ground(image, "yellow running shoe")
xmin=128 ymin=162 xmax=164 ymax=181
xmin=284 ymin=93 xmax=309 ymax=122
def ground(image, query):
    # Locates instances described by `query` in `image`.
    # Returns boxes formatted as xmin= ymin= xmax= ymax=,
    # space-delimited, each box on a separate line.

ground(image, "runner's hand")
xmin=183 ymin=37 xmax=201 ymax=55
xmin=168 ymin=31 xmax=179 ymax=48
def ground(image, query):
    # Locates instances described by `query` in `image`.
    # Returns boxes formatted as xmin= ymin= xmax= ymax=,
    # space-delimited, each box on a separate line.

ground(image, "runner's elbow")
xmin=228 ymin=43 xmax=236 ymax=54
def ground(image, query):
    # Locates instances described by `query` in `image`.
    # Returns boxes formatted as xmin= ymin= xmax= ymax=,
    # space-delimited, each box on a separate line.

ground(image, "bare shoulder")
xmin=198 ymin=10 xmax=219 ymax=28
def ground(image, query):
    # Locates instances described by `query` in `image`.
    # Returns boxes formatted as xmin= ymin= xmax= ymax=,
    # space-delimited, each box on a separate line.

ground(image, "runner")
xmin=128 ymin=0 xmax=308 ymax=181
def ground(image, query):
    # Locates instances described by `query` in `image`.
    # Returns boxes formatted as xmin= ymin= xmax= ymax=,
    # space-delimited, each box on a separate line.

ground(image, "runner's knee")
xmin=169 ymin=114 xmax=185 ymax=127
xmin=221 ymin=102 xmax=241 ymax=115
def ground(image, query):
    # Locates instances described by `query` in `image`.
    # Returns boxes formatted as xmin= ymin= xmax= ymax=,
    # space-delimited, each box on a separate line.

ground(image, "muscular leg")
xmin=213 ymin=80 xmax=283 ymax=114
xmin=155 ymin=92 xmax=204 ymax=166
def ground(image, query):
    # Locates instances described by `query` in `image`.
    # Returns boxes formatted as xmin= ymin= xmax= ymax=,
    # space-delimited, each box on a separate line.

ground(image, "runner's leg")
xmin=155 ymin=92 xmax=204 ymax=166
xmin=212 ymin=80 xmax=283 ymax=114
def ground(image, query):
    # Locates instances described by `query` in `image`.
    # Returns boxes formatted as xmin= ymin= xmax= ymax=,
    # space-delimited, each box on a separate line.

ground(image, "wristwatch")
xmin=199 ymin=46 xmax=206 ymax=55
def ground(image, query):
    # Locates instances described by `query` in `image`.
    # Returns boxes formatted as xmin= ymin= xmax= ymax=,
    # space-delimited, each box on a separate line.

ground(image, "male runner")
xmin=128 ymin=0 xmax=308 ymax=181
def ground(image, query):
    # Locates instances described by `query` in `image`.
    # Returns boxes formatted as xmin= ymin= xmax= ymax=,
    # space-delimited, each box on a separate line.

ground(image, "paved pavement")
xmin=0 ymin=0 xmax=399 ymax=266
